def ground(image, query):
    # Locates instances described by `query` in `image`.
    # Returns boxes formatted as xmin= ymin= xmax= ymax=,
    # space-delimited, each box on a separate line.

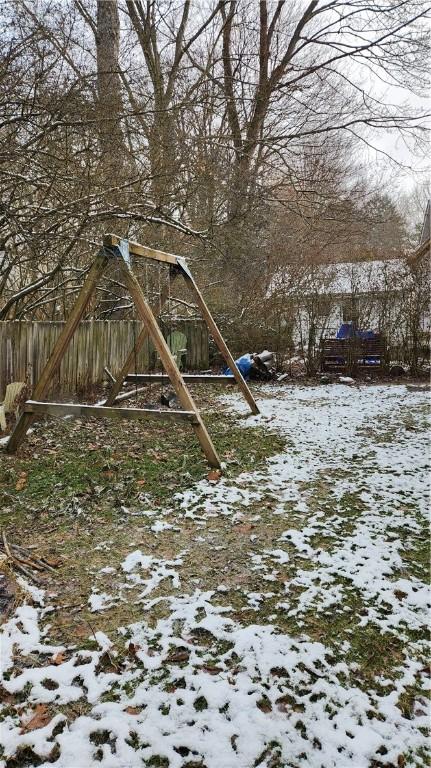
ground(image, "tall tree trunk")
xmin=148 ymin=108 xmax=177 ymax=210
xmin=96 ymin=0 xmax=126 ymax=184
xmin=95 ymin=0 xmax=131 ymax=315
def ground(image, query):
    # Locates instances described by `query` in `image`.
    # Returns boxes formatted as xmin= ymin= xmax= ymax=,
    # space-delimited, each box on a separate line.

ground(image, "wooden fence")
xmin=0 ymin=320 xmax=209 ymax=397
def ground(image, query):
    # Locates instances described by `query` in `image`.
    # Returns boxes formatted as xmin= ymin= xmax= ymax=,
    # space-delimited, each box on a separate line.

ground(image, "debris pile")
xmin=250 ymin=350 xmax=276 ymax=380
xmin=223 ymin=350 xmax=276 ymax=381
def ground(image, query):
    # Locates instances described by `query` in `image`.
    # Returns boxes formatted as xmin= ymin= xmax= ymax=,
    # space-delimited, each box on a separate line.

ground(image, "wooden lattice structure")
xmin=6 ymin=234 xmax=259 ymax=468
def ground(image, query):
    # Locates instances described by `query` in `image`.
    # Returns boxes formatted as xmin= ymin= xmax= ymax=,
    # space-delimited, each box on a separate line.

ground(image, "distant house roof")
xmin=267 ymin=258 xmax=407 ymax=299
xmin=319 ymin=258 xmax=406 ymax=295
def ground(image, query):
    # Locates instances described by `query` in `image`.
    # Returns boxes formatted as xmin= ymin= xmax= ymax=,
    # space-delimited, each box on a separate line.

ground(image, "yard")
xmin=0 ymin=383 xmax=429 ymax=768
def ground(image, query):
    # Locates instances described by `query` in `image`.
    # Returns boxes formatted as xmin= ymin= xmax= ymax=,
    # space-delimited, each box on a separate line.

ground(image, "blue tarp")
xmin=223 ymin=353 xmax=253 ymax=380
xmin=336 ymin=322 xmax=377 ymax=340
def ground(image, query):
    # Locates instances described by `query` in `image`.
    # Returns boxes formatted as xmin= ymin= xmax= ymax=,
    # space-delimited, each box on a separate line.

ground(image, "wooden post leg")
xmin=179 ymin=264 xmax=259 ymax=415
xmin=104 ymin=270 xmax=177 ymax=406
xmin=6 ymin=251 xmax=110 ymax=453
xmin=119 ymin=260 xmax=221 ymax=469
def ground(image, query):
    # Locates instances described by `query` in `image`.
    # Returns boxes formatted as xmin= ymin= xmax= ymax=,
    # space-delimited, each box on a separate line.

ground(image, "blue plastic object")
xmin=336 ymin=323 xmax=377 ymax=340
xmin=337 ymin=322 xmax=354 ymax=339
xmin=223 ymin=353 xmax=253 ymax=380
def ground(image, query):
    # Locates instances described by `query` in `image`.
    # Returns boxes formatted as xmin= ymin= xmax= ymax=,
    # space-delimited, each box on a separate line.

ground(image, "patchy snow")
xmin=150 ymin=519 xmax=175 ymax=533
xmin=1 ymin=604 xmax=63 ymax=675
xmin=0 ymin=428 xmax=34 ymax=447
xmin=94 ymin=631 xmax=114 ymax=652
xmin=283 ymin=515 xmax=430 ymax=632
xmin=120 ymin=549 xmax=184 ymax=598
xmin=121 ymin=549 xmax=153 ymax=573
xmin=1 ymin=384 xmax=429 ymax=767
xmin=1 ymin=587 xmax=428 ymax=768
xmin=280 ymin=528 xmax=315 ymax=556
xmin=98 ymin=565 xmax=116 ymax=575
xmin=88 ymin=591 xmax=117 ymax=613
xmin=16 ymin=576 xmax=46 ymax=605
xmin=265 ymin=548 xmax=290 ymax=564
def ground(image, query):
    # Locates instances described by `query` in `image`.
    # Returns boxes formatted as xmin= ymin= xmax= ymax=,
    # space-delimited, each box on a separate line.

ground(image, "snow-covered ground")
xmin=1 ymin=384 xmax=430 ymax=768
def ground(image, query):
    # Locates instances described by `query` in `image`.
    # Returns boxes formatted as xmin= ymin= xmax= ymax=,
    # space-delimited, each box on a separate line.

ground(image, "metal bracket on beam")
xmin=118 ymin=238 xmax=131 ymax=266
xmin=100 ymin=239 xmax=131 ymax=265
xmin=176 ymin=256 xmax=193 ymax=279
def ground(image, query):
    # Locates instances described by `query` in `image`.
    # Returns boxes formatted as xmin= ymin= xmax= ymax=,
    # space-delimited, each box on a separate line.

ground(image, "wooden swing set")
xmin=6 ymin=234 xmax=259 ymax=468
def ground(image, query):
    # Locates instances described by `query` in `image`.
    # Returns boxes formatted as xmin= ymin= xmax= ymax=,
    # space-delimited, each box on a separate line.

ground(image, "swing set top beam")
xmin=104 ymin=233 xmax=180 ymax=267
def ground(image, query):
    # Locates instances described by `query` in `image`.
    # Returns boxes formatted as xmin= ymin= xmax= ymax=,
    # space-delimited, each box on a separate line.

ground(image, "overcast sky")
xmin=356 ymin=26 xmax=430 ymax=197
xmin=367 ymin=92 xmax=430 ymax=195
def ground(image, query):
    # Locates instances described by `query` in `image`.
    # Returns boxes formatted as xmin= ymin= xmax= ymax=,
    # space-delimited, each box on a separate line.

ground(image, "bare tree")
xmin=123 ymin=0 xmax=221 ymax=210
xmin=218 ymin=0 xmax=429 ymax=220
xmin=94 ymin=0 xmax=129 ymax=180
xmin=0 ymin=0 xmax=427 ymax=336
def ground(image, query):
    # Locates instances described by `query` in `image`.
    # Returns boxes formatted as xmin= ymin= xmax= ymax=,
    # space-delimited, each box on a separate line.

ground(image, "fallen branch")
xmin=9 ymin=544 xmax=57 ymax=572
xmin=1 ymin=529 xmax=42 ymax=585
xmin=0 ymin=529 xmax=60 ymax=584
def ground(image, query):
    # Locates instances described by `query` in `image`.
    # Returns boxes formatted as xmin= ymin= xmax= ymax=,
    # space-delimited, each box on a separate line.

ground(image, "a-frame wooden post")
xmin=103 ymin=234 xmax=259 ymax=416
xmin=117 ymin=255 xmax=221 ymax=468
xmin=103 ymin=266 xmax=179 ymax=407
xmin=6 ymin=250 xmax=110 ymax=454
xmin=176 ymin=258 xmax=259 ymax=415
